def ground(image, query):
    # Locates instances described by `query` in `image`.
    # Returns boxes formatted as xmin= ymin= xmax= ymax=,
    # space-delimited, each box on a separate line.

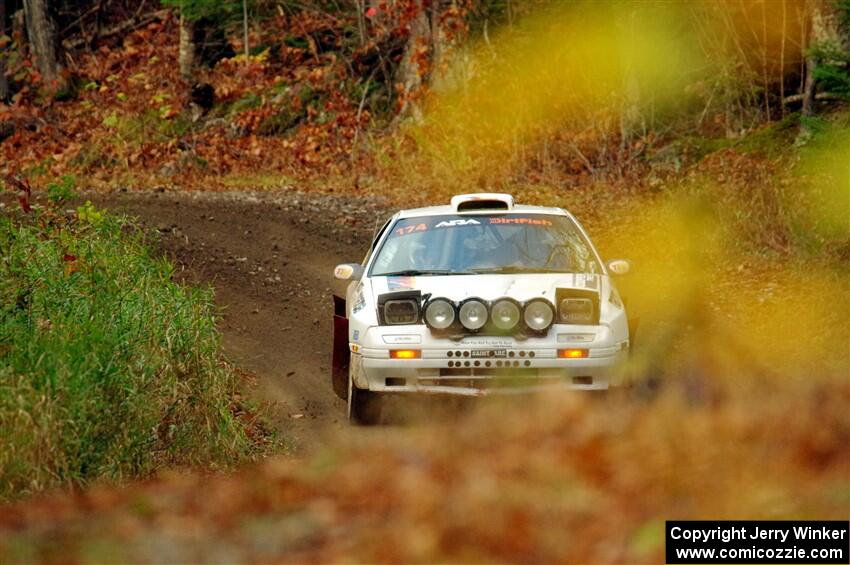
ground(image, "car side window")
xmin=364 ymin=216 xmax=393 ymax=265
xmin=371 ymin=217 xmax=392 ymax=250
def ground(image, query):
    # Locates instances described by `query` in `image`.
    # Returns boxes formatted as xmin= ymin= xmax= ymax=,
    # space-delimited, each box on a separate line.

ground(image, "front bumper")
xmin=350 ymin=325 xmax=629 ymax=396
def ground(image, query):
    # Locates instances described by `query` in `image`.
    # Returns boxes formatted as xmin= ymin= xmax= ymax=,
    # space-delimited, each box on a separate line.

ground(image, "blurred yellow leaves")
xmin=794 ymin=123 xmax=850 ymax=249
xmin=407 ymin=2 xmax=699 ymax=184
xmin=606 ymin=191 xmax=848 ymax=388
xmin=396 ymin=1 xmax=847 ymax=389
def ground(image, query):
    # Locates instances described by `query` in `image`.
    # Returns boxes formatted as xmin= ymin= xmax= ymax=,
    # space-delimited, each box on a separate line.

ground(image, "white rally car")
xmin=331 ymin=193 xmax=633 ymax=424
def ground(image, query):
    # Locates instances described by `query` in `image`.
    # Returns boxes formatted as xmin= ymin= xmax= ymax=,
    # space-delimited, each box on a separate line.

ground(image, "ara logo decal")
xmin=352 ymin=330 xmax=360 ymax=341
xmin=435 ymin=219 xmax=481 ymax=228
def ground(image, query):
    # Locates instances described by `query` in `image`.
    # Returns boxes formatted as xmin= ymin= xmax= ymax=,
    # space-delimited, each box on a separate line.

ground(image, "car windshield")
xmin=370 ymin=213 xmax=600 ymax=276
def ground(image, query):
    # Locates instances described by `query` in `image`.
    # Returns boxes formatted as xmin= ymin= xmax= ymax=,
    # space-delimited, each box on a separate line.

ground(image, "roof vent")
xmin=451 ymin=193 xmax=514 ymax=212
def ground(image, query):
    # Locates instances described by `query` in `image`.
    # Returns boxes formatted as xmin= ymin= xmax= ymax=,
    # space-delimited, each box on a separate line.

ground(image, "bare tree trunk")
xmin=242 ymin=0 xmax=248 ymax=57
xmin=618 ymin=9 xmax=643 ymax=158
xmin=178 ymin=12 xmax=195 ymax=82
xmin=760 ymin=1 xmax=771 ymax=120
xmin=802 ymin=0 xmax=823 ymax=117
xmin=22 ymin=0 xmax=62 ymax=89
xmin=0 ymin=0 xmax=9 ymax=101
xmin=800 ymin=0 xmax=843 ymax=135
xmin=396 ymin=0 xmax=431 ymax=121
xmin=779 ymin=0 xmax=787 ymax=117
xmin=801 ymin=53 xmax=817 ymax=118
xmin=354 ymin=0 xmax=365 ymax=45
xmin=430 ymin=0 xmax=443 ymax=78
xmin=620 ymin=70 xmax=642 ymax=153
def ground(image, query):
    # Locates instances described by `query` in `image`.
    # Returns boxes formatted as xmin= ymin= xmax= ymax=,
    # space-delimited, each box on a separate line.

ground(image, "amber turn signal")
xmin=558 ymin=348 xmax=588 ymax=359
xmin=390 ymin=349 xmax=421 ymax=359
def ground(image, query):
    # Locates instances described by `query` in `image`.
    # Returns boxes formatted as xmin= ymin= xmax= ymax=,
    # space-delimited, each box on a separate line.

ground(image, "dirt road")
xmin=92 ymin=190 xmax=391 ymax=449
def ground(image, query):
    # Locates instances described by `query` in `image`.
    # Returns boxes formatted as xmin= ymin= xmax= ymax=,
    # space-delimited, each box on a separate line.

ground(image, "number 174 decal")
xmin=395 ymin=223 xmax=428 ymax=236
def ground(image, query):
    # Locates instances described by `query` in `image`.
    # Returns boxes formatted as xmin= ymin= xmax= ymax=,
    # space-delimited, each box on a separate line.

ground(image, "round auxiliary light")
xmin=424 ymin=298 xmax=456 ymax=330
xmin=458 ymin=299 xmax=489 ymax=331
xmin=523 ymin=299 xmax=555 ymax=332
xmin=491 ymin=299 xmax=521 ymax=331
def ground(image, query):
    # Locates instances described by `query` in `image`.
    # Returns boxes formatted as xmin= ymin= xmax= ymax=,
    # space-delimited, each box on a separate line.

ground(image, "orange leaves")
xmin=0 ymin=2 xmax=453 ymax=192
xmin=232 ymin=106 xmax=273 ymax=134
xmin=1 ymin=377 xmax=847 ymax=563
xmin=62 ymin=253 xmax=79 ymax=276
xmin=214 ymin=53 xmax=283 ymax=110
xmin=411 ymin=37 xmax=431 ymax=79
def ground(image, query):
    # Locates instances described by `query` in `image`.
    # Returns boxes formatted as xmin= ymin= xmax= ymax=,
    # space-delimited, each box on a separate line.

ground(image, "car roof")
xmin=397 ymin=204 xmax=568 ymax=219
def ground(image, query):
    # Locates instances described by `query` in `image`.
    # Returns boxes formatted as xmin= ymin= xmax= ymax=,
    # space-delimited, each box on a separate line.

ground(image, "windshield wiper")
xmin=469 ymin=266 xmax=573 ymax=274
xmin=379 ymin=269 xmax=468 ymax=277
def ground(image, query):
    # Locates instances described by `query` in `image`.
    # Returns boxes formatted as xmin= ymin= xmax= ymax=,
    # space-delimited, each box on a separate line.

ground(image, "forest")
xmin=0 ymin=0 xmax=848 ymax=563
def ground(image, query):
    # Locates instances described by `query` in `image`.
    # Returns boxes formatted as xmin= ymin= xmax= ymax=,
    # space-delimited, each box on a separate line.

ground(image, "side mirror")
xmin=607 ymin=259 xmax=631 ymax=276
xmin=334 ymin=263 xmax=364 ymax=281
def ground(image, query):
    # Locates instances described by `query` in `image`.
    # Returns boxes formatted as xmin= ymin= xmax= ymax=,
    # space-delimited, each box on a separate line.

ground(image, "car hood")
xmin=370 ymin=273 xmax=602 ymax=302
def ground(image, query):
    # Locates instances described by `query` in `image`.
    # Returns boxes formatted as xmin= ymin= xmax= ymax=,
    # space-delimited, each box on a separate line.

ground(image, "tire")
xmin=347 ymin=369 xmax=383 ymax=425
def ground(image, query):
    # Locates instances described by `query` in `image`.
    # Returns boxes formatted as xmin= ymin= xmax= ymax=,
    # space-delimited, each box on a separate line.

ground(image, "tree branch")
xmin=61 ymin=9 xmax=169 ymax=50
xmin=783 ymin=91 xmax=845 ymax=104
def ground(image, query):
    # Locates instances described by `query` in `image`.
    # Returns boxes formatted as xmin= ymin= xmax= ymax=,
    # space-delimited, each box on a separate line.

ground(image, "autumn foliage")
xmin=1 ymin=12 xmax=372 ymax=191
xmin=0 ymin=2 xmax=848 ymax=562
xmin=0 ymin=369 xmax=846 ymax=562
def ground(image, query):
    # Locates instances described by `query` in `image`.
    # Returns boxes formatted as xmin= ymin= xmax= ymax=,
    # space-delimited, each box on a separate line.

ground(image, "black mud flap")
xmin=332 ymin=295 xmax=349 ymax=400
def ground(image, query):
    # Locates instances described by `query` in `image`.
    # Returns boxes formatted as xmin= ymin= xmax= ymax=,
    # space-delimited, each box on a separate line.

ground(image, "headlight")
xmin=491 ymin=299 xmax=521 ymax=331
xmin=424 ymin=298 xmax=456 ymax=330
xmin=459 ymin=299 xmax=488 ymax=330
xmin=559 ymin=298 xmax=594 ymax=324
xmin=383 ymin=299 xmax=419 ymax=325
xmin=523 ymin=299 xmax=555 ymax=331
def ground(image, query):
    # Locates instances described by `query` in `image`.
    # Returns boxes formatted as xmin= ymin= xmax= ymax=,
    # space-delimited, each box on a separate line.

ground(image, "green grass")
xmin=681 ymin=112 xmax=802 ymax=160
xmin=104 ymin=109 xmax=193 ymax=145
xmin=0 ymin=204 xmax=259 ymax=500
xmin=219 ymin=171 xmax=297 ymax=190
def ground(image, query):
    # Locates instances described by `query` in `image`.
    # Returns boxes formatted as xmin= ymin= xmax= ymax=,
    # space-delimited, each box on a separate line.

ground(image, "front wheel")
xmin=347 ymin=369 xmax=383 ymax=425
